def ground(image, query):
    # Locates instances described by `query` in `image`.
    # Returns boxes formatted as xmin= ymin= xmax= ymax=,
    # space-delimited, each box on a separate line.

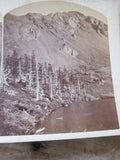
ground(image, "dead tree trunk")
xmin=36 ymin=60 xmax=40 ymax=101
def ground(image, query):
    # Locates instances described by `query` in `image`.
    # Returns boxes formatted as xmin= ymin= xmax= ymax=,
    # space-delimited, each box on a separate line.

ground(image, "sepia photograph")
xmin=0 ymin=13 xmax=2 ymax=82
xmin=0 ymin=1 xmax=119 ymax=138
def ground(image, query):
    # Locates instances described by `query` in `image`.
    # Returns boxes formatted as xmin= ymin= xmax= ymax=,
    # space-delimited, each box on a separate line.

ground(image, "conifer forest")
xmin=0 ymin=11 xmax=118 ymax=136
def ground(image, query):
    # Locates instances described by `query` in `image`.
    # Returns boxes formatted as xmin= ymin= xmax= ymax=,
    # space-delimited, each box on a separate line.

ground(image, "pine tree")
xmin=36 ymin=60 xmax=40 ymax=101
xmin=18 ymin=57 xmax=22 ymax=80
xmin=5 ymin=55 xmax=10 ymax=70
xmin=49 ymin=75 xmax=53 ymax=100
xmin=11 ymin=49 xmax=19 ymax=82
xmin=31 ymin=50 xmax=36 ymax=88
xmin=29 ymin=53 xmax=32 ymax=88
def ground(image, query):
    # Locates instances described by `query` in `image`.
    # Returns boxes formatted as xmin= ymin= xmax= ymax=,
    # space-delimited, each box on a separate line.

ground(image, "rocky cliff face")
xmin=4 ymin=12 xmax=109 ymax=70
xmin=1 ymin=12 xmax=115 ymax=136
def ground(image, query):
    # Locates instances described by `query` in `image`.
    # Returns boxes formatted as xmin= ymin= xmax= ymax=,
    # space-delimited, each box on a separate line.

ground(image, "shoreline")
xmin=35 ymin=97 xmax=119 ymax=135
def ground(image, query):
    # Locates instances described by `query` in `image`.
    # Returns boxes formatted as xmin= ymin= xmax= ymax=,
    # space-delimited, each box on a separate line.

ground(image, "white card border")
xmin=0 ymin=0 xmax=120 ymax=143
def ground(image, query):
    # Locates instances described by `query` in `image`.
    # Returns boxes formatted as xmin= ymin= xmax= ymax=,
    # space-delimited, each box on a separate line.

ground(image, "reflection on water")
xmin=37 ymin=98 xmax=119 ymax=134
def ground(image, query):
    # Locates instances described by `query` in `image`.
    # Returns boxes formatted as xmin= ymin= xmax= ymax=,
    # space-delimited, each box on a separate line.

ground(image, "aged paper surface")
xmin=0 ymin=0 xmax=120 ymax=143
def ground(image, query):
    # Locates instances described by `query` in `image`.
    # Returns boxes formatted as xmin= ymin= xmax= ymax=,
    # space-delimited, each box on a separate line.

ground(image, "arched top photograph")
xmin=0 ymin=0 xmax=120 ymax=143
xmin=0 ymin=13 xmax=2 ymax=83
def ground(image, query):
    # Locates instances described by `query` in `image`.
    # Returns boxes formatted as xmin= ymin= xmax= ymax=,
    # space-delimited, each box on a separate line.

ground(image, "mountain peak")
xmin=85 ymin=16 xmax=108 ymax=36
xmin=4 ymin=11 xmax=109 ymax=69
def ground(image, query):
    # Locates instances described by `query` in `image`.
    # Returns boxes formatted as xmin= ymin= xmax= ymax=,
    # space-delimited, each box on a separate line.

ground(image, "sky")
xmin=10 ymin=1 xmax=107 ymax=24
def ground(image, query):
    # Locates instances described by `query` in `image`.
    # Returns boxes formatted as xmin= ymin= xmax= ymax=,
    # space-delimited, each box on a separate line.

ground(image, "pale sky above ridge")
xmin=10 ymin=1 xmax=107 ymax=24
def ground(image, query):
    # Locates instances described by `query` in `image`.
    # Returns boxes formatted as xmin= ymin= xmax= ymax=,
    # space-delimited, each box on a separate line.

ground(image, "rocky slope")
xmin=1 ymin=11 xmax=115 ymax=136
xmin=4 ymin=12 xmax=109 ymax=70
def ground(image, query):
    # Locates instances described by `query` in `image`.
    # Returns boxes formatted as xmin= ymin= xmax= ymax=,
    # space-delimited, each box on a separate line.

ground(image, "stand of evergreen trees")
xmin=3 ymin=50 xmax=94 ymax=104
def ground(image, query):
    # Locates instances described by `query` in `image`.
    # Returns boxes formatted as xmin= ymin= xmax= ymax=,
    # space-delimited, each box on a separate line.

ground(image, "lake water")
xmin=37 ymin=98 xmax=119 ymax=134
